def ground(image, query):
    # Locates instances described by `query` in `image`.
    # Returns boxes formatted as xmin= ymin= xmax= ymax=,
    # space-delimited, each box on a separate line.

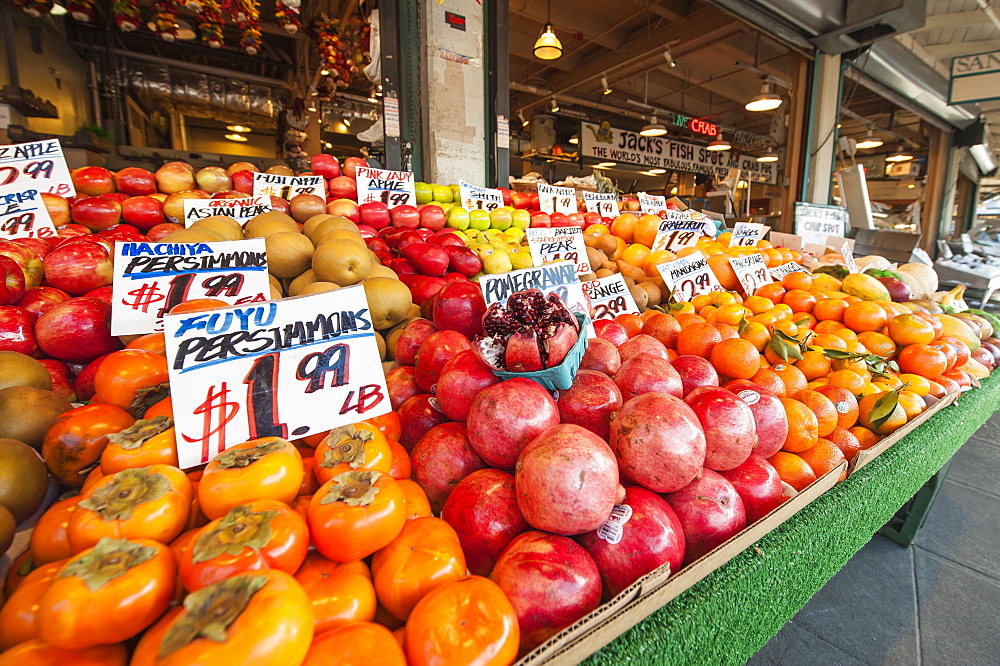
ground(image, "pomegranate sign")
xmin=0 ymin=139 xmax=75 ymax=196
xmin=0 ymin=185 xmax=58 ymax=240
xmin=163 ymin=286 xmax=390 ymax=468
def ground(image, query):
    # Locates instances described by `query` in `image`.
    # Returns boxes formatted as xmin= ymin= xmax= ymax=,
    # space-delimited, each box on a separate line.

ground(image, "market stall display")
xmin=0 ymin=148 xmax=996 ymax=665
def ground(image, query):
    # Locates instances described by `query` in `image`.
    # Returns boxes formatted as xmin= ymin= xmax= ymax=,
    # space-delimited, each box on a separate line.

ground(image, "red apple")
xmin=510 ymin=192 xmax=533 ymax=209
xmin=36 ymin=297 xmax=120 ymax=363
xmin=83 ymin=286 xmax=114 ymax=303
xmin=114 ymin=167 xmax=157 ymax=196
xmin=0 ymin=241 xmax=43 ymax=288
xmin=549 ymin=212 xmax=570 ymax=227
xmin=209 ymin=190 xmax=245 ymax=200
xmin=226 ymin=161 xmax=258 ymax=176
xmin=100 ymin=192 xmax=130 ymax=205
xmin=442 ymin=246 xmax=482 ymax=277
xmin=42 ymin=240 xmax=113 ymax=295
xmin=195 ymin=166 xmax=233 ymax=193
xmin=72 ymin=351 xmax=113 ymax=402
xmin=310 ymin=154 xmax=340 ymax=179
xmin=146 ymin=223 xmax=184 ymax=241
xmin=498 ymin=188 xmax=512 ymax=207
xmin=719 ymin=454 xmax=784 ymax=524
xmin=684 ymin=386 xmax=756 ymax=472
xmin=435 ymin=349 xmax=500 ymax=421
xmin=15 ymin=286 xmax=70 ymax=318
xmin=0 ymin=305 xmax=38 ymax=355
xmin=670 ymin=355 xmax=720 ymax=396
xmin=163 ymin=191 xmax=210 ymax=224
xmin=664 ymin=468 xmax=746 ymax=564
xmin=230 ymin=170 xmax=255 ymax=194
xmin=328 ymin=176 xmax=358 ymax=201
xmin=389 ymin=205 xmax=420 ymax=229
xmin=121 ymin=196 xmax=166 ymax=231
xmin=70 ymin=196 xmax=121 ymax=231
xmin=530 ymin=212 xmax=551 ymax=228
xmin=71 ymin=166 xmax=114 ymax=195
xmin=155 ymin=162 xmax=196 ymax=193
xmin=326 ymin=198 xmax=360 ymax=223
xmin=418 ymin=205 xmax=446 ymax=231
xmin=268 ymin=196 xmax=290 ymax=216
xmin=11 ymin=238 xmax=52 ymax=261
xmin=54 ymin=225 xmax=90 ymax=244
xmin=401 ymin=243 xmax=449 ymax=277
xmin=342 ymin=157 xmax=367 ymax=179
xmin=38 ymin=358 xmax=77 ymax=401
xmin=0 ymin=255 xmax=26 ymax=305
xmin=40 ymin=193 xmax=70 ymax=226
xmin=358 ymin=201 xmax=391 ymax=229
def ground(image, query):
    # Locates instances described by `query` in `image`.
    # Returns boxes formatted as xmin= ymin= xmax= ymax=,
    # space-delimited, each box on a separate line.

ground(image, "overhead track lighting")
xmin=706 ymin=133 xmax=731 ymax=151
xmin=550 ymin=98 xmax=560 ymax=113
xmin=225 ymin=133 xmax=248 ymax=142
xmin=640 ymin=116 xmax=667 ymax=137
xmin=601 ymin=74 xmax=612 ymax=95
xmin=886 ymin=145 xmax=914 ymax=162
xmin=519 ymin=110 xmax=529 ymax=127
xmin=597 ymin=161 xmax=617 ymax=168
xmin=648 ymin=168 xmax=667 ymax=175
xmin=568 ymin=134 xmax=578 ymax=144
xmin=855 ymin=128 xmax=884 ymax=150
xmin=745 ymin=81 xmax=782 ymax=112
xmin=226 ymin=125 xmax=251 ymax=133
xmin=534 ymin=0 xmax=563 ymax=60
xmin=50 ymin=3 xmax=67 ymax=15
xmin=663 ymin=45 xmax=676 ymax=68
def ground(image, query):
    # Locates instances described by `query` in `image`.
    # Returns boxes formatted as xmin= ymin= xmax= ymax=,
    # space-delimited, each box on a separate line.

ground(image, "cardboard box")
xmin=515 ymin=461 xmax=847 ymax=665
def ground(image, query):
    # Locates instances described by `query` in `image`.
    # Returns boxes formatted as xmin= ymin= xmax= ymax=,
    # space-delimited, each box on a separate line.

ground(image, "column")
xmin=802 ymin=53 xmax=842 ymax=204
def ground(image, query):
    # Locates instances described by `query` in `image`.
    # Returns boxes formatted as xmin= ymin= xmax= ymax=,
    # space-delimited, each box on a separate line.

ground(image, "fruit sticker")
xmin=458 ymin=180 xmax=504 ymax=211
xmin=651 ymin=212 xmax=710 ymax=252
xmin=581 ymin=274 xmax=640 ymax=321
xmin=582 ymin=191 xmax=619 ymax=217
xmin=729 ymin=253 xmax=773 ymax=295
xmin=111 ymin=239 xmax=271 ymax=336
xmin=355 ymin=167 xmax=417 ymax=208
xmin=0 ymin=184 xmax=58 ymax=240
xmin=656 ymin=250 xmax=723 ymax=303
xmin=163 ymin=286 xmax=390 ymax=469
xmin=637 ymin=192 xmax=667 ymax=216
xmin=0 ymin=139 xmax=75 ymax=196
xmin=537 ymin=184 xmax=576 ymax=215
xmin=182 ymin=196 xmax=272 ymax=227
xmin=729 ymin=221 xmax=766 ymax=247
xmin=526 ymin=226 xmax=590 ymax=275
xmin=769 ymin=261 xmax=809 ymax=280
xmin=596 ymin=504 xmax=633 ymax=544
xmin=251 ymin=173 xmax=326 ymax=200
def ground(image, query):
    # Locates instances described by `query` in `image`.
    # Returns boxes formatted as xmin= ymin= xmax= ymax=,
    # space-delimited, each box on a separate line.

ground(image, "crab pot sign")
xmin=163 ymin=286 xmax=390 ymax=469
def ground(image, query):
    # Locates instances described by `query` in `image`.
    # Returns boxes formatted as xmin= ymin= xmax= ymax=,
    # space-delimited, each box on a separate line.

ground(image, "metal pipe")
xmin=107 ymin=49 xmax=288 ymax=87
xmin=510 ymin=81 xmax=647 ymax=120
xmin=976 ymin=0 xmax=1000 ymax=35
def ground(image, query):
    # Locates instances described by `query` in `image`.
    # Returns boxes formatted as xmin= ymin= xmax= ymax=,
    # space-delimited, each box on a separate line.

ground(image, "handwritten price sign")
xmin=111 ymin=239 xmax=271 ymax=336
xmin=656 ymin=251 xmax=723 ymax=303
xmin=582 ymin=274 xmax=640 ymax=321
xmin=729 ymin=253 xmax=773 ymax=296
xmin=525 ymin=226 xmax=590 ymax=275
xmin=538 ymin=184 xmax=577 ymax=215
xmin=459 ymin=180 xmax=504 ymax=212
xmin=651 ymin=212 xmax=710 ymax=252
xmin=356 ymin=167 xmax=416 ymax=208
xmin=183 ymin=196 xmax=271 ymax=227
xmin=729 ymin=221 xmax=765 ymax=247
xmin=0 ymin=185 xmax=57 ymax=240
xmin=582 ymin=192 xmax=619 ymax=218
xmin=480 ymin=260 xmax=595 ymax=337
xmin=841 ymin=240 xmax=858 ymax=274
xmin=164 ymin=286 xmax=391 ymax=469
xmin=0 ymin=139 xmax=75 ymax=197
xmin=638 ymin=192 xmax=667 ymax=215
xmin=769 ymin=262 xmax=809 ymax=280
xmin=252 ymin=173 xmax=326 ymax=200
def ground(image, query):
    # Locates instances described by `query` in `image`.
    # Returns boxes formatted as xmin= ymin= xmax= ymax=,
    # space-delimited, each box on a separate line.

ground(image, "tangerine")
xmin=614 ymin=313 xmax=644 ymax=339
xmin=794 ymin=350 xmax=833 ymax=381
xmin=750 ymin=367 xmax=788 ymax=397
xmin=797 ymin=438 xmax=847 ymax=480
xmin=813 ymin=384 xmax=859 ymax=428
xmin=857 ymin=331 xmax=897 ymax=359
xmin=768 ymin=451 xmax=817 ymax=491
xmin=709 ymin=338 xmax=762 ymax=380
xmin=781 ymin=272 xmax=814 ymax=291
xmin=857 ymin=392 xmax=907 ymax=435
xmin=780 ymin=397 xmax=820 ymax=452
xmin=676 ymin=323 xmax=723 ymax=358
xmin=792 ymin=389 xmax=839 ymax=437
xmin=887 ymin=314 xmax=936 ymax=346
xmin=843 ymin=302 xmax=888 ymax=333
xmin=772 ymin=364 xmax=809 ymax=396
xmin=849 ymin=426 xmax=880 ymax=450
xmin=827 ymin=426 xmax=862 ymax=463
xmin=641 ymin=313 xmax=682 ymax=349
xmin=897 ymin=343 xmax=948 ymax=379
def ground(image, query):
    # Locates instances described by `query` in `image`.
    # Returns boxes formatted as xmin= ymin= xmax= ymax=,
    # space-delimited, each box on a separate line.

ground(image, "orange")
xmin=813 ymin=320 xmax=845 ymax=335
xmin=813 ymin=384 xmax=859 ymax=428
xmin=850 ymin=426 xmax=880 ymax=450
xmin=827 ymin=426 xmax=862 ymax=463
xmin=897 ymin=390 xmax=925 ymax=419
xmin=857 ymin=331 xmax=897 ymax=359
xmin=783 ymin=289 xmax=818 ymax=314
xmin=898 ymin=373 xmax=931 ymax=397
xmin=709 ymin=338 xmax=762 ymax=380
xmin=699 ymin=305 xmax=718 ymax=320
xmin=888 ymin=313 xmax=936 ymax=346
xmin=793 ymin=313 xmax=818 ymax=330
xmin=707 ymin=253 xmax=741 ymax=290
xmin=843 ymin=301 xmax=888 ymax=333
xmin=740 ymin=321 xmax=771 ymax=352
xmin=641 ymin=313 xmax=682 ymax=349
xmin=610 ymin=213 xmax=638 ymax=243
xmin=781 ymin=272 xmax=814 ymax=291
xmin=675 ymin=312 xmax=706 ymax=329
xmin=794 ymin=350 xmax=832 ymax=381
xmin=691 ymin=294 xmax=713 ymax=311
xmin=897 ymin=343 xmax=948 ymax=379
xmin=749 ymin=367 xmax=787 ymax=397
xmin=676 ymin=323 xmax=723 ymax=359
xmin=754 ymin=282 xmax=786 ymax=305
xmin=715 ymin=304 xmax=750 ymax=326
xmin=768 ymin=451 xmax=818 ymax=491
xmin=713 ymin=323 xmax=739 ymax=341
xmin=621 ymin=243 xmax=651 ymax=267
xmin=857 ymin=392 xmax=907 ymax=435
xmin=792 ymin=389 xmax=838 ymax=437
xmin=614 ymin=313 xmax=644 ymax=338
xmin=797 ymin=439 xmax=847 ymax=480
xmin=832 ymin=327 xmax=858 ymax=343
xmin=633 ymin=214 xmax=663 ymax=248
xmin=811 ymin=333 xmax=849 ymax=351
xmin=831 ymin=355 xmax=869 ymax=377
xmin=771 ymin=364 xmax=809 ymax=396
xmin=743 ymin=295 xmax=774 ymax=315
xmin=583 ymin=223 xmax=610 ymax=236
xmin=780 ymin=397 xmax=820 ymax=452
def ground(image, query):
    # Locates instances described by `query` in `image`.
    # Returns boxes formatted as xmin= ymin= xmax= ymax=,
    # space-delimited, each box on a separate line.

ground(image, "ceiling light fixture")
xmin=663 ymin=45 xmax=676 ymax=68
xmin=597 ymin=161 xmax=617 ymax=168
xmin=648 ymin=168 xmax=667 ymax=175
xmin=601 ymin=74 xmax=612 ymax=95
xmin=886 ymin=144 xmax=914 ymax=162
xmin=640 ymin=116 xmax=667 ymax=137
xmin=225 ymin=133 xmax=248 ymax=142
xmin=550 ymin=98 xmax=560 ymax=113
xmin=226 ymin=125 xmax=251 ymax=133
xmin=519 ymin=110 xmax=529 ymax=127
xmin=533 ymin=0 xmax=563 ymax=60
xmin=343 ymin=117 xmax=352 ymax=127
xmin=706 ymin=133 xmax=731 ymax=151
xmin=50 ymin=3 xmax=67 ymax=15
xmin=568 ymin=134 xmax=578 ymax=144
xmin=745 ymin=81 xmax=782 ymax=112
xmin=324 ymin=141 xmax=333 ymax=148
xmin=367 ymin=93 xmax=378 ymax=103
xmin=308 ymin=104 xmax=318 ymax=113
xmin=320 ymin=68 xmax=330 ymax=76
xmin=907 ymin=183 xmax=916 ymax=188
xmin=176 ymin=20 xmax=196 ymax=40
xmin=757 ymin=148 xmax=779 ymax=163
xmin=855 ymin=128 xmax=884 ymax=150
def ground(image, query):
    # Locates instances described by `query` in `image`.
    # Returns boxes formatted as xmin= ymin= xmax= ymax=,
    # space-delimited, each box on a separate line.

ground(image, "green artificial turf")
xmin=582 ymin=373 xmax=1000 ymax=666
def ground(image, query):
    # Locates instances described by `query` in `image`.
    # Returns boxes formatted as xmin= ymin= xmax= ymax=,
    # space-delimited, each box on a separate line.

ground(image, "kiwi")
xmin=265 ymin=232 xmax=315 ymax=279
xmin=0 ymin=352 xmax=52 ymax=391
xmin=0 ymin=386 xmax=73 ymax=449
xmin=0 ymin=438 xmax=49 ymax=522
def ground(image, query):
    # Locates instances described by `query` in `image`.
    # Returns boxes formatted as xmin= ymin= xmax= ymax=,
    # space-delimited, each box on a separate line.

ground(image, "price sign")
xmin=111 ymin=239 xmax=271 ymax=336
xmin=638 ymin=192 xmax=667 ymax=215
xmin=0 ymin=185 xmax=58 ymax=240
xmin=537 ymin=184 xmax=577 ymax=215
xmin=459 ymin=180 xmax=504 ymax=211
xmin=769 ymin=262 xmax=809 ymax=280
xmin=356 ymin=167 xmax=417 ymax=208
xmin=656 ymin=251 xmax=723 ymax=303
xmin=525 ymin=227 xmax=590 ymax=275
xmin=651 ymin=212 xmax=709 ymax=252
xmin=479 ymin=260 xmax=594 ymax=337
xmin=252 ymin=173 xmax=326 ymax=200
xmin=0 ymin=139 xmax=75 ymax=196
xmin=581 ymin=274 xmax=640 ymax=321
xmin=164 ymin=286 xmax=391 ymax=469
xmin=729 ymin=253 xmax=773 ymax=296
xmin=729 ymin=221 xmax=765 ymax=247
xmin=582 ymin=192 xmax=619 ymax=218
xmin=794 ymin=202 xmax=847 ymax=246
xmin=841 ymin=240 xmax=858 ymax=274
xmin=183 ymin=196 xmax=271 ymax=227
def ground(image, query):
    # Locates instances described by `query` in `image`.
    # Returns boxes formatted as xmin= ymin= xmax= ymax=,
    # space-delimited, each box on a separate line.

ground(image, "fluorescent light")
xmin=225 ymin=133 xmax=248 ymax=142
xmin=706 ymin=133 xmax=731 ymax=151
xmin=745 ymin=82 xmax=782 ymax=112
xmin=226 ymin=125 xmax=251 ymax=133
xmin=597 ymin=161 xmax=617 ymax=167
xmin=640 ymin=116 xmax=667 ymax=137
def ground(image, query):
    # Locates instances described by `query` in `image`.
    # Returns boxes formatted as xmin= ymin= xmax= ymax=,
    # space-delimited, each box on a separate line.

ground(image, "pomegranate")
xmin=431 ymin=281 xmax=487 ymax=339
xmin=663 ymin=468 xmax=746 ymax=564
xmin=440 ymin=469 xmax=528 ymax=576
xmin=514 ymin=424 xmax=620 ymax=535
xmin=579 ymin=337 xmax=621 ymax=376
xmin=577 ymin=487 xmax=686 ymax=599
xmin=385 ymin=366 xmax=421 ymax=411
xmin=410 ymin=422 xmax=486 ymax=513
xmin=491 ymin=531 xmax=601 ymax=652
xmin=671 ymin=355 xmax=720 ymax=396
xmin=721 ymin=380 xmax=788 ymax=458
xmin=473 ymin=290 xmax=579 ymax=372
xmin=719 ymin=454 xmax=783 ymax=524
xmin=684 ymin=386 xmax=756 ymax=472
xmin=397 ymin=394 xmax=448 ymax=451
xmin=392 ymin=318 xmax=438 ymax=366
xmin=609 ymin=393 xmax=706 ymax=493
xmin=556 ymin=369 xmax=622 ymax=440
xmin=614 ymin=352 xmax=683 ymax=401
xmin=466 ymin=378 xmax=559 ymax=469
xmin=617 ymin=333 xmax=668 ymax=361
xmin=435 ymin=350 xmax=499 ymax=421
xmin=414 ymin=330 xmax=471 ymax=392
xmin=592 ymin=319 xmax=629 ymax=346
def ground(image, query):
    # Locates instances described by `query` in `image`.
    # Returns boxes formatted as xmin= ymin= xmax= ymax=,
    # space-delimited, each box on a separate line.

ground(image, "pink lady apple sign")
xmin=356 ymin=167 xmax=416 ymax=208
xmin=111 ymin=239 xmax=271 ymax=336
xmin=183 ymin=196 xmax=272 ymax=227
xmin=0 ymin=185 xmax=58 ymax=240
xmin=0 ymin=139 xmax=75 ymax=197
xmin=251 ymin=173 xmax=326 ymax=200
xmin=163 ymin=286 xmax=390 ymax=469
xmin=581 ymin=274 xmax=640 ymax=321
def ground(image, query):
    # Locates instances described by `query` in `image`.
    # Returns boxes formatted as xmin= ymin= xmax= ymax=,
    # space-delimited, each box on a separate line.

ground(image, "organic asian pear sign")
xmin=525 ymin=226 xmax=590 ymax=275
xmin=0 ymin=185 xmax=58 ymax=239
xmin=251 ymin=172 xmax=326 ymax=200
xmin=582 ymin=192 xmax=619 ymax=217
xmin=581 ymin=274 xmax=640 ymax=321
xmin=458 ymin=180 xmax=504 ymax=211
xmin=356 ymin=167 xmax=417 ymax=208
xmin=182 ymin=196 xmax=272 ymax=227
xmin=579 ymin=122 xmax=778 ymax=184
xmin=111 ymin=239 xmax=271 ymax=336
xmin=164 ymin=287 xmax=391 ymax=469
xmin=0 ymin=139 xmax=75 ymax=196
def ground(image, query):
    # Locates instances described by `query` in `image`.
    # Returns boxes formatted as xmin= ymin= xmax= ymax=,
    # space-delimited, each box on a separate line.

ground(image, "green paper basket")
xmin=490 ymin=312 xmax=590 ymax=391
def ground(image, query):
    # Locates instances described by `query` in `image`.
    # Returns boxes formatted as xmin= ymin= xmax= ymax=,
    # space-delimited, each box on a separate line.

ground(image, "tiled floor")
xmin=747 ymin=413 xmax=1000 ymax=665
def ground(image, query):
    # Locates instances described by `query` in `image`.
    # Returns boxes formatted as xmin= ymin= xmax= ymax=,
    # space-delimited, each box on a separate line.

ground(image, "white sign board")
xmin=459 ymin=180 xmax=504 ymax=212
xmin=950 ymin=50 xmax=1000 ymax=104
xmin=525 ymin=227 xmax=590 ymax=275
xmin=0 ymin=185 xmax=58 ymax=239
xmin=0 ymin=139 xmax=75 ymax=196
xmin=581 ymin=273 xmax=640 ymax=321
xmin=537 ymin=184 xmax=577 ymax=215
xmin=252 ymin=173 xmax=326 ymax=200
xmin=356 ymin=167 xmax=417 ymax=208
xmin=111 ymin=239 xmax=271 ymax=336
xmin=479 ymin=260 xmax=590 ymax=323
xmin=656 ymin=251 xmax=723 ymax=303
xmin=841 ymin=240 xmax=858 ymax=274
xmin=651 ymin=212 xmax=710 ymax=252
xmin=183 ymin=196 xmax=271 ymax=227
xmin=582 ymin=192 xmax=619 ymax=218
xmin=638 ymin=192 xmax=667 ymax=216
xmin=794 ymin=202 xmax=847 ymax=246
xmin=769 ymin=262 xmax=808 ymax=280
xmin=729 ymin=221 xmax=765 ymax=247
xmin=729 ymin=253 xmax=773 ymax=295
xmin=164 ymin=287 xmax=391 ymax=469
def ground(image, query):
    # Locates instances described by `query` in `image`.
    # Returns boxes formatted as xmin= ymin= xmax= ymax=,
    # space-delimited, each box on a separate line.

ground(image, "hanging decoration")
xmin=232 ymin=0 xmax=262 ymax=55
xmin=316 ymin=19 xmax=350 ymax=88
xmin=13 ymin=0 xmax=53 ymax=17
xmin=66 ymin=0 xmax=96 ymax=22
xmin=275 ymin=0 xmax=301 ymax=35
xmin=111 ymin=0 xmax=141 ymax=31
xmin=188 ymin=0 xmax=224 ymax=47
xmin=150 ymin=0 xmax=180 ymax=41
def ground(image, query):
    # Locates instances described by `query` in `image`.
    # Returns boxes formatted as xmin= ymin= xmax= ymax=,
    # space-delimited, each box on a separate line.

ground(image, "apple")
xmin=418 ymin=205 xmax=446 ymax=231
xmin=121 ymin=196 xmax=166 ymax=231
xmin=147 ymin=223 xmax=184 ymax=240
xmin=36 ymin=297 xmax=120 ymax=363
xmin=0 ymin=305 xmax=38 ymax=355
xmin=40 ymin=193 xmax=71 ymax=226
xmin=227 ymin=161 xmax=258 ymax=176
xmin=510 ymin=192 xmax=532 ymax=209
xmin=231 ymin=170 xmax=255 ymax=194
xmin=54 ymin=225 xmax=90 ymax=243
xmin=268 ymin=196 xmax=291 ymax=216
xmin=70 ymin=196 xmax=121 ymax=231
xmin=342 ymin=157 xmax=366 ymax=179
xmin=390 ymin=204 xmax=420 ymax=229
xmin=664 ymin=468 xmax=746 ymax=564
xmin=530 ymin=211 xmax=551 ymax=228
xmin=445 ymin=207 xmax=470 ymax=231
xmin=209 ymin=190 xmax=244 ymax=200
xmin=310 ymin=154 xmax=340 ymax=179
xmin=10 ymin=238 xmax=51 ymax=262
xmin=38 ymin=358 xmax=77 ymax=401
xmin=42 ymin=240 xmax=114 ymax=295
xmin=15 ymin=286 xmax=70 ymax=318
xmin=163 ymin=191 xmax=210 ymax=224
xmin=326 ymin=198 xmax=360 ymax=223
xmin=565 ymin=213 xmax=586 ymax=227
xmin=443 ymin=246 xmax=482 ymax=277
xmin=83 ymin=286 xmax=114 ymax=303
xmin=719 ymin=454 xmax=784 ymax=524
xmin=155 ymin=162 xmax=197 ymax=194
xmin=511 ymin=209 xmax=532 ymax=230
xmin=0 ymin=241 xmax=43 ymax=288
xmin=99 ymin=192 xmax=130 ymax=205
xmin=582 ymin=212 xmax=601 ymax=228
xmin=71 ymin=166 xmax=114 ymax=195
xmin=72 ymin=351 xmax=112 ymax=401
xmin=328 ymin=176 xmax=358 ymax=201
xmin=0 ymin=256 xmax=26 ymax=305
xmin=358 ymin=201 xmax=391 ymax=229
xmin=194 ymin=166 xmax=232 ymax=193
xmin=356 ymin=224 xmax=378 ymax=240
xmin=115 ymin=167 xmax=157 ymax=196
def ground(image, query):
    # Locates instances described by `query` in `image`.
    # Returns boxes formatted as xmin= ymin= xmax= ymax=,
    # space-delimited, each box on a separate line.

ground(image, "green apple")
xmin=468 ymin=209 xmax=491 ymax=231
xmin=511 ymin=209 xmax=532 ymax=230
xmin=445 ymin=206 xmax=470 ymax=230
xmin=450 ymin=183 xmax=462 ymax=202
xmin=433 ymin=184 xmax=454 ymax=204
xmin=489 ymin=208 xmax=513 ymax=230
xmin=415 ymin=182 xmax=433 ymax=205
xmin=482 ymin=249 xmax=513 ymax=274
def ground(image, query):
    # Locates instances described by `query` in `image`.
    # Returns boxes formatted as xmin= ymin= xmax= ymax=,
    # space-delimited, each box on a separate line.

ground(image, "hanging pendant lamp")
xmin=534 ymin=0 xmax=562 ymax=60
xmin=706 ymin=133 xmax=731 ymax=151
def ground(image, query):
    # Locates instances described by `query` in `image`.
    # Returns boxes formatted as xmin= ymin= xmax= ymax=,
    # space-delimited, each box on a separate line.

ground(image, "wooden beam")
xmin=923 ymin=39 xmax=1000 ymax=58
xmin=918 ymin=9 xmax=984 ymax=31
